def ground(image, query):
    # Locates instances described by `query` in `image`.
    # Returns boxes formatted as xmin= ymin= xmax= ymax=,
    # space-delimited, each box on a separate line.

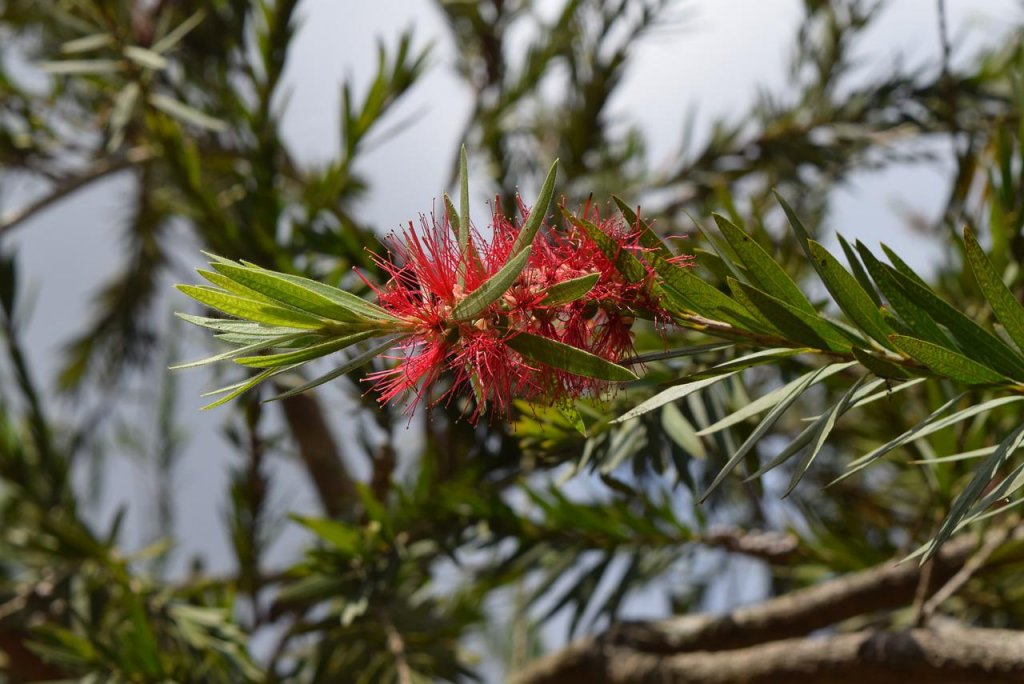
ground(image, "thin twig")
xmin=0 ymin=147 xmax=151 ymax=237
xmin=921 ymin=525 xmax=1011 ymax=622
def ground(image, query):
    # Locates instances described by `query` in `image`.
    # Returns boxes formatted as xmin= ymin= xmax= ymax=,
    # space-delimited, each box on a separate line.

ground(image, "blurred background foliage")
xmin=3 ymin=0 xmax=1024 ymax=681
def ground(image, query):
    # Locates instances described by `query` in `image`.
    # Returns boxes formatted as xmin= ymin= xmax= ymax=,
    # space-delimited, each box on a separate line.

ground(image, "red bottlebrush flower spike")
xmin=365 ymin=170 xmax=688 ymax=422
xmin=364 ymin=193 xmax=684 ymax=421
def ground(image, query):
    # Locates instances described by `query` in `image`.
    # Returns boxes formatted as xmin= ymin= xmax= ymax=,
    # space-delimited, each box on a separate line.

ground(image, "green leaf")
xmin=784 ymin=375 xmax=878 ymax=496
xmin=924 ymin=424 xmax=1024 ymax=560
xmin=540 ymin=273 xmax=600 ymax=306
xmin=291 ymin=515 xmax=362 ymax=554
xmin=175 ymin=312 xmax=305 ymax=336
xmin=211 ymin=262 xmax=368 ymax=322
xmin=880 ymin=243 xmax=930 ymax=288
xmin=41 ymin=59 xmax=123 ymax=74
xmin=511 ymin=159 xmax=558 ymax=256
xmin=170 ymin=332 xmax=309 ymax=370
xmin=507 ymin=333 xmax=637 ymax=381
xmin=567 ymin=211 xmax=648 ymax=283
xmin=197 ymin=268 xmax=283 ymax=305
xmin=964 ymin=225 xmax=1024 ymax=353
xmin=444 ymin=192 xmax=460 ymax=241
xmin=176 ymin=285 xmax=325 ymax=329
xmin=696 ymin=362 xmax=854 ymax=436
xmin=852 ymin=347 xmax=909 ymax=379
xmin=887 ymin=268 xmax=1024 ymax=380
xmin=713 ymin=213 xmax=816 ymax=314
xmin=774 ymin=191 xmax=816 ymax=262
xmin=855 ymin=241 xmax=952 ymax=348
xmin=148 ymin=93 xmax=227 ymax=132
xmin=732 ymin=279 xmax=852 ymax=351
xmin=235 ymin=330 xmax=378 ymax=368
xmin=151 ymin=8 xmax=207 ymax=53
xmin=700 ymin=362 xmax=857 ymax=501
xmin=615 ymin=369 xmax=744 ymax=423
xmin=557 ymin=403 xmax=587 ymax=437
xmin=201 ymin=364 xmax=300 ymax=410
xmin=612 ymin=195 xmax=672 ymax=257
xmin=451 ymin=247 xmax=532 ymax=321
xmin=837 ymin=234 xmax=881 ymax=307
xmin=258 ymin=268 xmax=396 ymax=322
xmin=889 ymin=334 xmax=1007 ymax=384
xmin=834 ymin=394 xmax=1024 ymax=484
xmin=807 ymin=240 xmax=893 ymax=349
xmin=266 ymin=337 xmax=403 ymax=401
xmin=661 ymin=402 xmax=704 ymax=458
xmin=748 ymin=376 xmax=914 ymax=481
xmin=688 ymin=347 xmax=809 ymax=378
xmin=123 ymin=45 xmax=168 ymax=70
xmin=459 ymin=144 xmax=471 ymax=262
xmin=652 ymin=256 xmax=757 ymax=327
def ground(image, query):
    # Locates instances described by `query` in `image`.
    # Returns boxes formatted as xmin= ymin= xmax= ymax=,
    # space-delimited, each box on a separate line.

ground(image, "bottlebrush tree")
xmin=8 ymin=2 xmax=1024 ymax=683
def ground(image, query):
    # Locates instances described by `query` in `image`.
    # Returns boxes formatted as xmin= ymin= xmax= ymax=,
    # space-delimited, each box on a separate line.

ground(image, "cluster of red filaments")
xmin=364 ymin=199 xmax=680 ymax=421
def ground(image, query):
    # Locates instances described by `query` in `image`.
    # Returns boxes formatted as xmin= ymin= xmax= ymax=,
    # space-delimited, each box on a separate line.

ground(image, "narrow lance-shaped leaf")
xmin=511 ymin=159 xmax=559 ymax=256
xmin=266 ymin=336 xmax=404 ymax=402
xmin=832 ymin=394 xmax=1024 ymax=485
xmin=506 ymin=333 xmax=637 ymax=382
xmin=713 ymin=213 xmax=816 ymax=314
xmin=614 ymin=368 xmax=745 ymax=423
xmin=239 ymin=261 xmax=397 ymax=322
xmin=540 ymin=273 xmax=600 ymax=306
xmin=235 ymin=330 xmax=378 ymax=368
xmin=567 ymin=210 xmax=647 ymax=283
xmin=886 ymin=267 xmax=1024 ymax=380
xmin=855 ymin=240 xmax=952 ymax=348
xmin=459 ymin=144 xmax=471 ymax=263
xmin=807 ymin=240 xmax=893 ymax=349
xmin=176 ymin=285 xmax=325 ymax=329
xmin=201 ymin=364 xmax=301 ymax=410
xmin=889 ymin=334 xmax=1007 ymax=385
xmin=784 ymin=375 xmax=879 ymax=496
xmin=170 ymin=332 xmax=309 ymax=370
xmin=697 ymin=362 xmax=856 ymax=437
xmin=700 ymin=362 xmax=858 ymax=502
xmin=651 ymin=255 xmax=757 ymax=327
xmin=612 ymin=195 xmax=672 ymax=258
xmin=923 ymin=424 xmax=1024 ymax=561
xmin=451 ymin=247 xmax=532 ymax=321
xmin=963 ymin=225 xmax=1024 ymax=353
xmin=837 ymin=233 xmax=881 ymax=307
xmin=732 ymin=278 xmax=852 ymax=352
xmin=211 ymin=262 xmax=368 ymax=322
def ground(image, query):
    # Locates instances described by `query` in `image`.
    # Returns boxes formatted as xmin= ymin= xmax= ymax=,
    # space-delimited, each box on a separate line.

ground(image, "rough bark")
xmin=511 ymin=530 xmax=1024 ymax=684
xmin=510 ymin=623 xmax=1024 ymax=684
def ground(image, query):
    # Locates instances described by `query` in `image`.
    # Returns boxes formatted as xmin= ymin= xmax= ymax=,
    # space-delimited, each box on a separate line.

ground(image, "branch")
xmin=278 ymin=393 xmax=355 ymax=518
xmin=510 ymin=622 xmax=1024 ymax=684
xmin=513 ymin=528 xmax=1024 ymax=683
xmin=698 ymin=527 xmax=799 ymax=562
xmin=602 ymin=533 xmax=977 ymax=655
xmin=0 ymin=148 xmax=151 ymax=237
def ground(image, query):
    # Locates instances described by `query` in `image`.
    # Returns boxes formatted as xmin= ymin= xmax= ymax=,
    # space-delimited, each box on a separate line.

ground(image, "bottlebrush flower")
xmin=364 ymin=195 xmax=682 ymax=422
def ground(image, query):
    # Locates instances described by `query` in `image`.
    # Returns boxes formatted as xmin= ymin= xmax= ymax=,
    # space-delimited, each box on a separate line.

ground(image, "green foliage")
xmin=8 ymin=2 xmax=1024 ymax=682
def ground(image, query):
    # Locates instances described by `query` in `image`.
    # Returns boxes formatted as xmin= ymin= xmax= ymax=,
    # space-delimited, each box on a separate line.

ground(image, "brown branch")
xmin=0 ymin=148 xmax=152 ymax=237
xmin=278 ymin=393 xmax=355 ymax=518
xmin=512 ymin=528 xmax=1024 ymax=684
xmin=509 ymin=622 xmax=1024 ymax=684
xmin=601 ymin=534 xmax=977 ymax=655
xmin=921 ymin=524 xmax=1011 ymax=622
xmin=698 ymin=527 xmax=799 ymax=563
